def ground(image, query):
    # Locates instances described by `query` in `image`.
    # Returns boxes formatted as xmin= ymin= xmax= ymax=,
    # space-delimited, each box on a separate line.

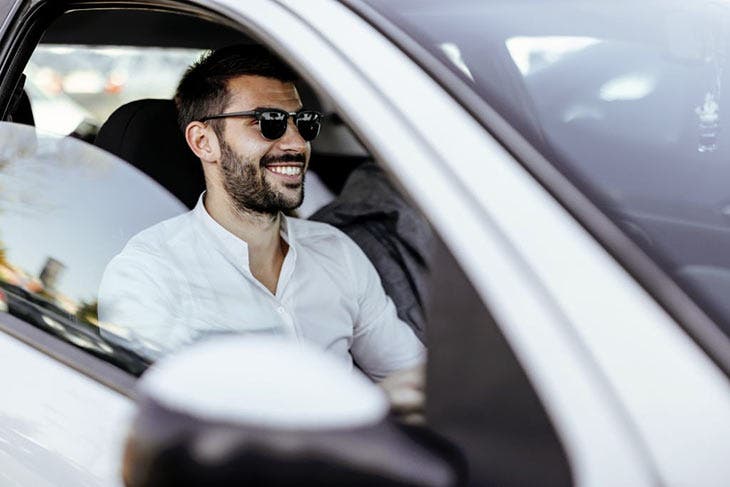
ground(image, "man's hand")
xmin=377 ymin=364 xmax=426 ymax=424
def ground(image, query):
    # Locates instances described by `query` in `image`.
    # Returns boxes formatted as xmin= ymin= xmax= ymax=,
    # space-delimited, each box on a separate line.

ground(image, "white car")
xmin=0 ymin=0 xmax=728 ymax=486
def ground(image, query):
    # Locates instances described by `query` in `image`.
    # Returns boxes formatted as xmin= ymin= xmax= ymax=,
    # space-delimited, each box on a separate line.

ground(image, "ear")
xmin=185 ymin=121 xmax=221 ymax=164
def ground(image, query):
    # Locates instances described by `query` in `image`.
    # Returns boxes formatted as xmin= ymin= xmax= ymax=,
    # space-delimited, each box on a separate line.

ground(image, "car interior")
xmin=0 ymin=4 xmax=386 ymax=378
xmin=0 ymin=5 xmax=372 ymax=374
xmin=14 ymin=8 xmax=369 ymax=207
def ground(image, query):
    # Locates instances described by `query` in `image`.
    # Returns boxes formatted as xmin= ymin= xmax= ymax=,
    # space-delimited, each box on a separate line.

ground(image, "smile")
xmin=265 ymin=164 xmax=303 ymax=177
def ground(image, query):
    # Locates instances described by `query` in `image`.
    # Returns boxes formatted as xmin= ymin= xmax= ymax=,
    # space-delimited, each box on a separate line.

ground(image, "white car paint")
xmin=0 ymin=331 xmax=133 ymax=486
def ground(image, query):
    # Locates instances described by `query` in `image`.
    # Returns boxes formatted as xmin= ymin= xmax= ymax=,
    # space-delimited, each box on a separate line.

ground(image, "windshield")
xmin=365 ymin=0 xmax=730 ymax=339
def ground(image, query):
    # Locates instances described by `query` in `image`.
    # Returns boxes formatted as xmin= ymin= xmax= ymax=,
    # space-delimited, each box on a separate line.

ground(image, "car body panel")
xmin=0 ymin=320 xmax=133 ymax=486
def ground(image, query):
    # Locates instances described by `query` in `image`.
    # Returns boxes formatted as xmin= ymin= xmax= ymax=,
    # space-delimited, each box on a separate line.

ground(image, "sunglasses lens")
xmin=296 ymin=111 xmax=322 ymax=141
xmin=258 ymin=110 xmax=322 ymax=141
xmin=259 ymin=111 xmax=288 ymax=140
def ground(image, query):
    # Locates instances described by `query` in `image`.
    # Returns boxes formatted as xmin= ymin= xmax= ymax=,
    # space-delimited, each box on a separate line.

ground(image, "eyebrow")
xmin=200 ymin=105 xmax=318 ymax=123
xmin=252 ymin=105 xmax=305 ymax=113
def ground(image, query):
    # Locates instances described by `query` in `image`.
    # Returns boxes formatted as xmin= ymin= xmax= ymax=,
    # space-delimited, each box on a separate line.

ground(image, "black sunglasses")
xmin=200 ymin=108 xmax=323 ymax=141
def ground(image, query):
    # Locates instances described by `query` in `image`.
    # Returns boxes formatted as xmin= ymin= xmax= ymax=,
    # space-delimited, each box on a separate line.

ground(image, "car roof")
xmin=40 ymin=8 xmax=247 ymax=49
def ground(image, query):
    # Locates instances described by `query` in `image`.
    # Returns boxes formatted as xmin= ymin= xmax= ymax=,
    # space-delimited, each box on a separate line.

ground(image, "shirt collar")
xmin=192 ymin=192 xmax=296 ymax=273
xmin=279 ymin=211 xmax=295 ymax=248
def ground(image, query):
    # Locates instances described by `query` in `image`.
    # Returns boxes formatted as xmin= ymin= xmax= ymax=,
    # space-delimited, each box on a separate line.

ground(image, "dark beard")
xmin=219 ymin=141 xmax=305 ymax=216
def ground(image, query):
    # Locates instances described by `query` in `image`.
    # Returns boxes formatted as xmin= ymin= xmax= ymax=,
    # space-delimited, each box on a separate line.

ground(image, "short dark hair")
xmin=174 ymin=44 xmax=297 ymax=133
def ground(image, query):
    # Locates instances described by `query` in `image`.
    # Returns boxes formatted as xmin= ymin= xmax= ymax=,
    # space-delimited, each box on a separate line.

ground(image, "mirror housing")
xmin=122 ymin=337 xmax=458 ymax=486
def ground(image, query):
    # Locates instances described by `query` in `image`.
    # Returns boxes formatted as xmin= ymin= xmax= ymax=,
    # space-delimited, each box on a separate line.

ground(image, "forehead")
xmin=224 ymin=75 xmax=302 ymax=111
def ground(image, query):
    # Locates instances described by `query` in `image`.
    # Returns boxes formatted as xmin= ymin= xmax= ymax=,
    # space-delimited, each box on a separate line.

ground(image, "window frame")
xmin=0 ymin=309 xmax=137 ymax=396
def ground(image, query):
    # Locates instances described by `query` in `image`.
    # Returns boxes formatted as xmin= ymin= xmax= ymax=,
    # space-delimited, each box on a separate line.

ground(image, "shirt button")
xmin=277 ymin=307 xmax=285 ymax=314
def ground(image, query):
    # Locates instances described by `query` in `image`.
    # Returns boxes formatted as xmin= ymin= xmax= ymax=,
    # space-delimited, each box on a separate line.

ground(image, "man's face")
xmin=216 ymin=75 xmax=310 ymax=216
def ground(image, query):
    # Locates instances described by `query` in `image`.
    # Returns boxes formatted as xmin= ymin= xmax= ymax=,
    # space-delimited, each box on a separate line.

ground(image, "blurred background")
xmin=24 ymin=45 xmax=204 ymax=137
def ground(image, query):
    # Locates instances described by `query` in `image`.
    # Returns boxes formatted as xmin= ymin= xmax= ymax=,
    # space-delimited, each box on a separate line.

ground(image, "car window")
xmin=24 ymin=45 xmax=203 ymax=138
xmin=0 ymin=121 xmax=186 ymax=373
xmin=365 ymin=0 xmax=730 ymax=343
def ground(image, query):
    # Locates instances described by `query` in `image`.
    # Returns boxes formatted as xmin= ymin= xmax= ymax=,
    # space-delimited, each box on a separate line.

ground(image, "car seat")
xmin=94 ymin=99 xmax=205 ymax=209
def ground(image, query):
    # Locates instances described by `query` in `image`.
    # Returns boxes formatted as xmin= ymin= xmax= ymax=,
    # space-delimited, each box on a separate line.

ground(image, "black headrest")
xmin=94 ymin=99 xmax=205 ymax=209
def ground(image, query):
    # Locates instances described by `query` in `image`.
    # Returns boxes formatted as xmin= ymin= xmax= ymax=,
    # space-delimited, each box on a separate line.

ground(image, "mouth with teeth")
xmin=264 ymin=163 xmax=304 ymax=182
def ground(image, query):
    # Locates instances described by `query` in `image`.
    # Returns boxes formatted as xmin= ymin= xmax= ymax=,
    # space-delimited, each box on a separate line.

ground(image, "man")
xmin=98 ymin=45 xmax=425 ymax=382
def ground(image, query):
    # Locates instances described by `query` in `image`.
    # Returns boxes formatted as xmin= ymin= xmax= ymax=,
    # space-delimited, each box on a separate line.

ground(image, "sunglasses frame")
xmin=199 ymin=108 xmax=323 ymax=141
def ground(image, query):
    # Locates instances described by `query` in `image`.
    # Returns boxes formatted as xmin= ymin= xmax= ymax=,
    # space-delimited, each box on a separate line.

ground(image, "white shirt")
xmin=98 ymin=195 xmax=425 ymax=380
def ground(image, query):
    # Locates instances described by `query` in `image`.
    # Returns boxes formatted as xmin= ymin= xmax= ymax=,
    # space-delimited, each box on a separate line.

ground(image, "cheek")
xmin=303 ymin=145 xmax=312 ymax=168
xmin=228 ymin=137 xmax=273 ymax=165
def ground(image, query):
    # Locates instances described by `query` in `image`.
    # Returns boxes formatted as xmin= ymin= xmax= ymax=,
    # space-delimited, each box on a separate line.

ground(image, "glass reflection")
xmin=0 ymin=122 xmax=186 ymax=374
xmin=505 ymin=36 xmax=600 ymax=76
xmin=599 ymin=74 xmax=657 ymax=101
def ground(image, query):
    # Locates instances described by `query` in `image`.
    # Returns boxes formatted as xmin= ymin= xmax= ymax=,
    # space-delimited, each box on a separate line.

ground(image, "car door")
xmin=0 ymin=2 xmax=134 ymax=485
xmin=0 ymin=128 xmax=138 ymax=486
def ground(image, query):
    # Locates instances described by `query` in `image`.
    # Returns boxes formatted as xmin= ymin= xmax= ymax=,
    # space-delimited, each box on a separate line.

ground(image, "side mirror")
xmin=122 ymin=337 xmax=458 ymax=486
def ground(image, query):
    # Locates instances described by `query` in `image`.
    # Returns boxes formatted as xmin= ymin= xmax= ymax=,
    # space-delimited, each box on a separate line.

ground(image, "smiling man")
xmin=98 ymin=45 xmax=425 ymax=382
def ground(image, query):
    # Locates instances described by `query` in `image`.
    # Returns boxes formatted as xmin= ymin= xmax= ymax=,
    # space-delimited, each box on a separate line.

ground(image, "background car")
xmin=0 ymin=0 xmax=728 ymax=486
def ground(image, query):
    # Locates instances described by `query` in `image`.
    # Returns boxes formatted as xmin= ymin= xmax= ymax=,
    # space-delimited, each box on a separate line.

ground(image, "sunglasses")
xmin=200 ymin=108 xmax=323 ymax=141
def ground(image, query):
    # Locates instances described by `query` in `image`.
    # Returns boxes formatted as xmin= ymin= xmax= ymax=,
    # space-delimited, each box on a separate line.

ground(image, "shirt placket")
xmin=273 ymin=245 xmax=300 ymax=342
xmin=197 ymin=203 xmax=301 ymax=342
xmin=274 ymin=301 xmax=299 ymax=342
xmin=238 ymin=272 xmax=298 ymax=341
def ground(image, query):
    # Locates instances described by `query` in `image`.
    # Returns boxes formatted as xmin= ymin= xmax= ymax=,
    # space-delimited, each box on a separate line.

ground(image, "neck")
xmin=204 ymin=188 xmax=286 ymax=273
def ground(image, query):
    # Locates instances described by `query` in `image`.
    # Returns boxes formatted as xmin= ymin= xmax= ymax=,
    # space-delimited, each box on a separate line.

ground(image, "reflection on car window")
xmin=24 ymin=45 xmax=204 ymax=136
xmin=366 ymin=0 xmax=730 ymax=340
xmin=0 ymin=122 xmax=186 ymax=374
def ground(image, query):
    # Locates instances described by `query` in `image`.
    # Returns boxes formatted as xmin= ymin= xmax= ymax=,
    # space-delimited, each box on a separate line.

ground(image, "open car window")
xmin=7 ymin=11 xmax=373 ymax=369
xmin=25 ymin=45 xmax=204 ymax=137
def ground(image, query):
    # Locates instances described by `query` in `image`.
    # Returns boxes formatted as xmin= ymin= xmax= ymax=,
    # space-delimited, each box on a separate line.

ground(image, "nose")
xmin=276 ymin=117 xmax=308 ymax=152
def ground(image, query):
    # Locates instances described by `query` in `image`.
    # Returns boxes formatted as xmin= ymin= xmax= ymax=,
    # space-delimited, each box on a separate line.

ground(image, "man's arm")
xmin=98 ymin=250 xmax=191 ymax=360
xmin=343 ymin=237 xmax=426 ymax=381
